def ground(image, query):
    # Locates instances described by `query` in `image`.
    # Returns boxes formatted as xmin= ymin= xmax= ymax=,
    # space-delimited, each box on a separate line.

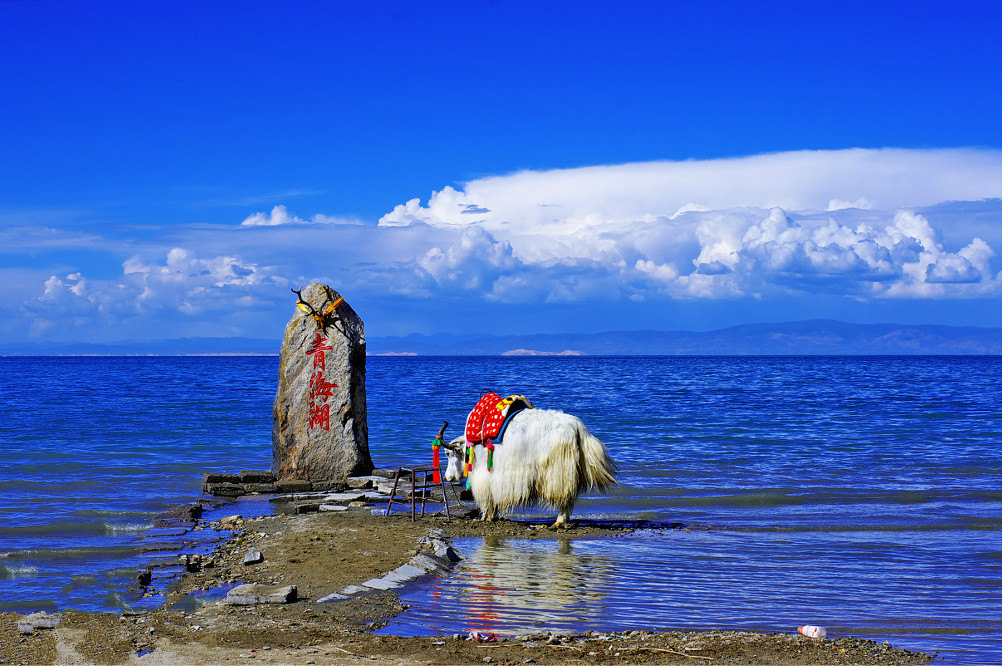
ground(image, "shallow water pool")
xmin=379 ymin=529 xmax=1000 ymax=664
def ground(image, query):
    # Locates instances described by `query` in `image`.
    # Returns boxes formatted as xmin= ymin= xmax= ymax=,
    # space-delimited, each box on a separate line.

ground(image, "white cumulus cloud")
xmin=372 ymin=148 xmax=1000 ymax=303
xmin=379 ymin=148 xmax=1000 ymax=234
xmin=29 ymin=247 xmax=286 ymax=328
xmin=241 ymin=204 xmax=362 ymax=226
xmin=412 ymin=226 xmax=521 ymax=296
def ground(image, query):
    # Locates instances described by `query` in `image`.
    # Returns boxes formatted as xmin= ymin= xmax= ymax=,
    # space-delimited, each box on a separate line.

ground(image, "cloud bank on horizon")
xmin=376 ymin=148 xmax=1000 ymax=302
xmin=7 ymin=148 xmax=1001 ymax=343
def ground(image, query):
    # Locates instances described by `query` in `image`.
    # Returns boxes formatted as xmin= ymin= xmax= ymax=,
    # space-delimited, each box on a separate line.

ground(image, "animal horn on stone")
xmin=292 ymin=287 xmax=343 ymax=329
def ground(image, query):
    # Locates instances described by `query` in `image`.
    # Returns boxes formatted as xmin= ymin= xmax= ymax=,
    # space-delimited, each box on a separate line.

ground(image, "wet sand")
xmin=1 ymin=506 xmax=933 ymax=665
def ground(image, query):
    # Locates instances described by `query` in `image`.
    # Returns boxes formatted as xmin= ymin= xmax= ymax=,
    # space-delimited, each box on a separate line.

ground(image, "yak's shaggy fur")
xmin=444 ymin=409 xmax=617 ymax=527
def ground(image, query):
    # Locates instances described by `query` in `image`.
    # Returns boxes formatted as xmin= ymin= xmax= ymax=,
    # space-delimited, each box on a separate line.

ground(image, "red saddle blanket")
xmin=465 ymin=392 xmax=534 ymax=443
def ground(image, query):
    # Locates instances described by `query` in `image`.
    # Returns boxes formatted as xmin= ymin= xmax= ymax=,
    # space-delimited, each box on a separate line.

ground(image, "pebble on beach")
xmin=242 ymin=550 xmax=264 ymax=565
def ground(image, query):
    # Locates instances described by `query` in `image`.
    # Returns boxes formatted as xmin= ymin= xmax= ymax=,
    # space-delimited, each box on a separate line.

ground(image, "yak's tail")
xmin=538 ymin=416 xmax=618 ymax=510
xmin=577 ymin=424 xmax=618 ymax=492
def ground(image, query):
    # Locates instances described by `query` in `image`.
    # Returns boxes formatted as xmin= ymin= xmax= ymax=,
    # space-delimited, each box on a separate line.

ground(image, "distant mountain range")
xmin=369 ymin=320 xmax=1000 ymax=356
xmin=0 ymin=337 xmax=281 ymax=356
xmin=2 ymin=320 xmax=999 ymax=356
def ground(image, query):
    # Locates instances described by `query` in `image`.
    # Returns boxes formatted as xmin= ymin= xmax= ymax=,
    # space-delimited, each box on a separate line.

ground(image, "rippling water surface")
xmin=0 ymin=356 xmax=999 ymax=662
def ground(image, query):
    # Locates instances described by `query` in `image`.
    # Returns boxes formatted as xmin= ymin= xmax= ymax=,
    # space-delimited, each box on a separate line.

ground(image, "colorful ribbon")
xmin=431 ymin=437 xmax=442 ymax=484
xmin=464 ymin=444 xmax=474 ymax=489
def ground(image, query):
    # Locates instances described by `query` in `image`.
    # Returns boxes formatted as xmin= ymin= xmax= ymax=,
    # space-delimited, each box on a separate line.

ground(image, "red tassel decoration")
xmin=431 ymin=437 xmax=442 ymax=484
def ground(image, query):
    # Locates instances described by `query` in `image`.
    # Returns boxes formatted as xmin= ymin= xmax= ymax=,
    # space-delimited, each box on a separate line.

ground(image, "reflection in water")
xmin=458 ymin=536 xmax=612 ymax=632
xmin=394 ymin=536 xmax=613 ymax=635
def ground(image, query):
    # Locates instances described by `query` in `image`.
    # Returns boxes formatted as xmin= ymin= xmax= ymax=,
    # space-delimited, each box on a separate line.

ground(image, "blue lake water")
xmin=0 ymin=355 xmax=999 ymax=663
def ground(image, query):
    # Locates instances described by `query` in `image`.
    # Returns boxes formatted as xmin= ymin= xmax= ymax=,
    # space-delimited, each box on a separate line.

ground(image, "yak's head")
xmin=442 ymin=436 xmax=466 ymax=483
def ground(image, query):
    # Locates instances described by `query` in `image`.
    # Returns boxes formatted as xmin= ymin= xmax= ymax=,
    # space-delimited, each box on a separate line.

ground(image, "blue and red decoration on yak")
xmin=462 ymin=392 xmax=534 ymax=484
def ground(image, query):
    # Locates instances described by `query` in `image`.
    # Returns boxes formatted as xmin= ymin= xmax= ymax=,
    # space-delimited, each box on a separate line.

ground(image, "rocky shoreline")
xmin=1 ymin=479 xmax=934 ymax=665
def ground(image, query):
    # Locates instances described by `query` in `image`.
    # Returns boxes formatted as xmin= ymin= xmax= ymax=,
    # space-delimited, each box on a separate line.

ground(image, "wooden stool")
xmin=384 ymin=465 xmax=451 ymax=522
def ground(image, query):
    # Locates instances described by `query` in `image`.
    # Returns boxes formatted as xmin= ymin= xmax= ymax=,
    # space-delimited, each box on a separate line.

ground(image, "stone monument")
xmin=271 ymin=282 xmax=373 ymax=482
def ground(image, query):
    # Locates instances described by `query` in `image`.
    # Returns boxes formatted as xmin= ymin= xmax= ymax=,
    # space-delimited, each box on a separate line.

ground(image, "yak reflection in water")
xmin=441 ymin=536 xmax=613 ymax=634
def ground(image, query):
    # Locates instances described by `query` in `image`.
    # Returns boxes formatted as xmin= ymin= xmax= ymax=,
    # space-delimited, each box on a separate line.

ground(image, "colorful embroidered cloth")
xmin=464 ymin=392 xmax=533 ymax=443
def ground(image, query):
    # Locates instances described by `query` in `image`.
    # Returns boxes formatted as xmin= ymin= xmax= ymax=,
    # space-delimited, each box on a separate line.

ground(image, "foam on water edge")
xmin=0 ymin=564 xmax=39 ymax=579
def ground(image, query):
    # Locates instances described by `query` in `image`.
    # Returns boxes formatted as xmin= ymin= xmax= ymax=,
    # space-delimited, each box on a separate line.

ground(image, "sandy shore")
xmin=1 ymin=504 xmax=933 ymax=665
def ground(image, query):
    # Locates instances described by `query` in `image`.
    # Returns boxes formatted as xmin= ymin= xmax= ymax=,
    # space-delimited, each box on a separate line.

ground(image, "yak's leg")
xmin=551 ymin=498 xmax=576 ymax=529
xmin=480 ymin=502 xmax=498 ymax=522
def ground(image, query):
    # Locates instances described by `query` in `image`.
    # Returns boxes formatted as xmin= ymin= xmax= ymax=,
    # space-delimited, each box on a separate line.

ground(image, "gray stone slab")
xmin=25 ymin=612 xmax=59 ymax=629
xmin=384 ymin=564 xmax=426 ymax=582
xmin=239 ymin=470 xmax=274 ymax=483
xmin=311 ymin=480 xmax=346 ymax=492
xmin=225 ymin=583 xmax=253 ymax=598
xmin=317 ymin=592 xmax=350 ymax=602
xmin=362 ymin=577 xmax=402 ymax=590
xmin=17 ymin=621 xmax=34 ymax=635
xmin=225 ymin=584 xmax=297 ymax=605
xmin=409 ymin=552 xmax=449 ymax=574
xmin=319 ymin=504 xmax=348 ymax=512
xmin=276 ymin=479 xmax=313 ymax=493
xmin=339 ymin=584 xmax=370 ymax=595
xmin=321 ymin=492 xmax=365 ymax=503
xmin=243 ymin=483 xmax=278 ymax=493
xmin=347 ymin=476 xmax=384 ymax=489
xmin=363 ymin=491 xmax=388 ymax=500
xmin=435 ymin=545 xmax=464 ymax=562
xmin=268 ymin=492 xmax=327 ymax=503
xmin=204 ymin=472 xmax=241 ymax=484
xmin=205 ymin=483 xmax=245 ymax=497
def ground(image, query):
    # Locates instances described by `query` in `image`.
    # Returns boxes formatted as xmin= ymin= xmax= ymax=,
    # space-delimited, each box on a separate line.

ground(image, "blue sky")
xmin=1 ymin=1 xmax=1000 ymax=344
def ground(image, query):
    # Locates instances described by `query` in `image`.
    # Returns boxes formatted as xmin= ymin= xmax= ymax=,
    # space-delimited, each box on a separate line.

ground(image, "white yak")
xmin=442 ymin=409 xmax=617 ymax=527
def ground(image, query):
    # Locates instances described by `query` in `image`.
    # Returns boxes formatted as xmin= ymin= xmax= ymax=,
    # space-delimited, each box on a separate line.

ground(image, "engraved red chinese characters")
xmin=306 ymin=333 xmax=338 ymax=431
